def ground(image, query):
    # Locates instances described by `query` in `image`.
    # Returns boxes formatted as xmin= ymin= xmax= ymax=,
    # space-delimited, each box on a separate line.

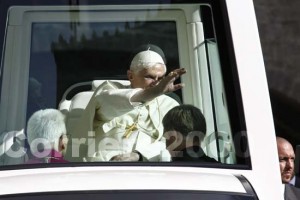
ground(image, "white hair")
xmin=130 ymin=49 xmax=166 ymax=73
xmin=26 ymin=109 xmax=66 ymax=148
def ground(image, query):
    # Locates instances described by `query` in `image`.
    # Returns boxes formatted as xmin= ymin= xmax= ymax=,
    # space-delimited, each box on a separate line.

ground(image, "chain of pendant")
xmin=123 ymin=98 xmax=161 ymax=139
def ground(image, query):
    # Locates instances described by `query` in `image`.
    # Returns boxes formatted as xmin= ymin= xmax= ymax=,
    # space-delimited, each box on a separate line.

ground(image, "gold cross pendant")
xmin=123 ymin=123 xmax=138 ymax=138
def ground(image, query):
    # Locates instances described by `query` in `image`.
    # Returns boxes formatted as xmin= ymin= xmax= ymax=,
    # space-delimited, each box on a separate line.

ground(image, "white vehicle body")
xmin=0 ymin=0 xmax=283 ymax=199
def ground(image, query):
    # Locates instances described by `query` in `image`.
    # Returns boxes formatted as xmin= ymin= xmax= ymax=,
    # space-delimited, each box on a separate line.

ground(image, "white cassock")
xmin=66 ymin=80 xmax=179 ymax=162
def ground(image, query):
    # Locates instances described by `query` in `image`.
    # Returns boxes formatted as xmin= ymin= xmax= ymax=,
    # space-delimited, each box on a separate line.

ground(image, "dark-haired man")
xmin=162 ymin=104 xmax=218 ymax=162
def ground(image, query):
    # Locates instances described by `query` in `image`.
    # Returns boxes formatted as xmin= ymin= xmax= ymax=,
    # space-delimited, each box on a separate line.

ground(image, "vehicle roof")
xmin=0 ymin=166 xmax=246 ymax=195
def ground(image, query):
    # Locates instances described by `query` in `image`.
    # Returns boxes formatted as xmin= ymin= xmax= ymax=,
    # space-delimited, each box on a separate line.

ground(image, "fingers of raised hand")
xmin=169 ymin=71 xmax=176 ymax=76
xmin=168 ymin=68 xmax=186 ymax=78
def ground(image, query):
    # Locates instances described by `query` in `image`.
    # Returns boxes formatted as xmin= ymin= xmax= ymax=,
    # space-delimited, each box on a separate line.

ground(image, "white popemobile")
xmin=0 ymin=0 xmax=284 ymax=199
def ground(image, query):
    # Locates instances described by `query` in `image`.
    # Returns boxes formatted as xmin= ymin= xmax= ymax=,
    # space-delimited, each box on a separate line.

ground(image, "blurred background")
xmin=253 ymin=0 xmax=300 ymax=147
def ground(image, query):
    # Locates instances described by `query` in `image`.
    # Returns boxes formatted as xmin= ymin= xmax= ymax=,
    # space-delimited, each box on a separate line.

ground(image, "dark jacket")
xmin=285 ymin=184 xmax=300 ymax=200
xmin=172 ymin=146 xmax=218 ymax=162
xmin=294 ymin=176 xmax=300 ymax=188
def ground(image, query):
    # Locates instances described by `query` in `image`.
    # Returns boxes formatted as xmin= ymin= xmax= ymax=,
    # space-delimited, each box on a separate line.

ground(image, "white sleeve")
xmin=94 ymin=83 xmax=143 ymax=121
xmin=135 ymin=140 xmax=171 ymax=162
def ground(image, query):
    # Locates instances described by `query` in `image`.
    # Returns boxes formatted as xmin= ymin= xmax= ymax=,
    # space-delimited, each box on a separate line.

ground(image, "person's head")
xmin=276 ymin=136 xmax=295 ymax=183
xmin=127 ymin=44 xmax=167 ymax=89
xmin=162 ymin=104 xmax=206 ymax=151
xmin=27 ymin=109 xmax=68 ymax=155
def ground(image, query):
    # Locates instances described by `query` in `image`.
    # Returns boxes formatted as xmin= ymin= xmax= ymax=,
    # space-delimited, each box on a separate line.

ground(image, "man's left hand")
xmin=110 ymin=152 xmax=140 ymax=161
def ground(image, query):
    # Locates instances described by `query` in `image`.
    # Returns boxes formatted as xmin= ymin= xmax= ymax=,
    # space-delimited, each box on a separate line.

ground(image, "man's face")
xmin=127 ymin=64 xmax=166 ymax=89
xmin=278 ymin=142 xmax=295 ymax=183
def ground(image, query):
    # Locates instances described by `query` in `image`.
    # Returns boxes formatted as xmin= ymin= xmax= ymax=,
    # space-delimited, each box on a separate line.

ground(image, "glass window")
xmin=0 ymin=1 xmax=248 ymax=168
xmin=27 ymin=21 xmax=180 ymax=119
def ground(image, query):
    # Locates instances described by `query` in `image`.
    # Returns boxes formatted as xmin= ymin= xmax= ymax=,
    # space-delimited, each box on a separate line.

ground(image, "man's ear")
xmin=127 ymin=70 xmax=133 ymax=81
xmin=58 ymin=135 xmax=66 ymax=152
xmin=164 ymin=131 xmax=184 ymax=151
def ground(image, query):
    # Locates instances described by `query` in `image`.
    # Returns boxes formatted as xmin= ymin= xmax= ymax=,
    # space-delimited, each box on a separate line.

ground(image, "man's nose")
xmin=286 ymin=159 xmax=294 ymax=168
xmin=151 ymin=77 xmax=159 ymax=85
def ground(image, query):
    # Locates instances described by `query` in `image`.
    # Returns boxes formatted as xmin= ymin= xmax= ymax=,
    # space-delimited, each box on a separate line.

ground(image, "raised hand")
xmin=155 ymin=68 xmax=186 ymax=94
xmin=131 ymin=68 xmax=186 ymax=103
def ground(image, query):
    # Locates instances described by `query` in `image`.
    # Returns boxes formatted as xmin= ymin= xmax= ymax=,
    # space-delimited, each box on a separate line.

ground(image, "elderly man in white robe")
xmin=67 ymin=44 xmax=186 ymax=162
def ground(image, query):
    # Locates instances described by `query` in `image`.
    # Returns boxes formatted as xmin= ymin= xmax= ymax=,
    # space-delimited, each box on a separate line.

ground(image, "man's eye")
xmin=279 ymin=157 xmax=287 ymax=161
xmin=144 ymin=76 xmax=155 ymax=80
xmin=157 ymin=77 xmax=164 ymax=81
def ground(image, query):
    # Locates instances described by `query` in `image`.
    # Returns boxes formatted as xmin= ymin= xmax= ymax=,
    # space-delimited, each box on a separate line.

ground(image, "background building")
xmin=254 ymin=0 xmax=300 ymax=147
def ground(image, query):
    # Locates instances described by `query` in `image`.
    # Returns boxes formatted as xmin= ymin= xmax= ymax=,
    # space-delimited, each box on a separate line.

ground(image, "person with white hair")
xmin=68 ymin=44 xmax=186 ymax=162
xmin=26 ymin=109 xmax=69 ymax=163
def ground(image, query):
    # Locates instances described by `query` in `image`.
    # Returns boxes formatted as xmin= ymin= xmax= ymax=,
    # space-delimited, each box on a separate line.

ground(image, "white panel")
xmin=226 ymin=0 xmax=282 ymax=199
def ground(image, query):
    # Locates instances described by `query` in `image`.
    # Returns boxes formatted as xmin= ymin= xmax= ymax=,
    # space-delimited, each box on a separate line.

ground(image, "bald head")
xmin=276 ymin=137 xmax=295 ymax=183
